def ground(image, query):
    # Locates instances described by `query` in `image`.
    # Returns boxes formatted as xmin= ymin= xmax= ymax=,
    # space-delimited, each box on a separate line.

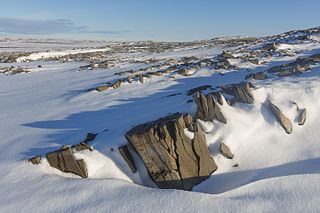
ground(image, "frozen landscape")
xmin=1 ymin=27 xmax=320 ymax=212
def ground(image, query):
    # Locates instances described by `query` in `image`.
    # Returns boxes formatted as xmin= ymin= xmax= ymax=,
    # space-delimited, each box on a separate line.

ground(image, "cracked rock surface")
xmin=194 ymin=92 xmax=227 ymax=124
xmin=126 ymin=112 xmax=217 ymax=190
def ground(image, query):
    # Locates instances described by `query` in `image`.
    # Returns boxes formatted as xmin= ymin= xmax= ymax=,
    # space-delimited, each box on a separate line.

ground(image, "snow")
xmin=16 ymin=47 xmax=110 ymax=62
xmin=1 ymin=36 xmax=320 ymax=212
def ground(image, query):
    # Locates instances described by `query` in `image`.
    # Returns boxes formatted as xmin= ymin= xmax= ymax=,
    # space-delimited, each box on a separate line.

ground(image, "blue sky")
xmin=0 ymin=0 xmax=319 ymax=41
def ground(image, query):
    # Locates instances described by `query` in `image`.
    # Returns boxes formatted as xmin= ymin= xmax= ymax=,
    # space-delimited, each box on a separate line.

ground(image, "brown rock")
xmin=74 ymin=142 xmax=93 ymax=151
xmin=112 ymin=80 xmax=121 ymax=89
xmin=194 ymin=92 xmax=227 ymax=124
xmin=95 ymin=85 xmax=109 ymax=92
xmin=219 ymin=143 xmax=234 ymax=159
xmin=268 ymin=100 xmax=292 ymax=134
xmin=126 ymin=113 xmax=217 ymax=190
xmin=28 ymin=156 xmax=41 ymax=164
xmin=221 ymin=82 xmax=254 ymax=104
xmin=46 ymin=147 xmax=88 ymax=178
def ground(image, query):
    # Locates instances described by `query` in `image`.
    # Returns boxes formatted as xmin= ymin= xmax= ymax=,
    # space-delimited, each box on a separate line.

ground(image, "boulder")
xmin=118 ymin=145 xmax=137 ymax=173
xmin=298 ymin=108 xmax=307 ymax=125
xmin=219 ymin=143 xmax=234 ymax=159
xmin=268 ymin=100 xmax=292 ymax=134
xmin=126 ymin=113 xmax=217 ymax=190
xmin=193 ymin=92 xmax=227 ymax=124
xmin=46 ymin=147 xmax=88 ymax=178
xmin=28 ymin=156 xmax=41 ymax=164
xmin=221 ymin=82 xmax=254 ymax=104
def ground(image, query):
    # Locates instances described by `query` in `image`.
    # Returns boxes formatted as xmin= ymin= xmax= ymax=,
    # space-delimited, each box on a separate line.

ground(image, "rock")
xmin=268 ymin=100 xmax=292 ymax=134
xmin=193 ymin=92 xmax=227 ymax=124
xmin=263 ymin=42 xmax=278 ymax=51
xmin=95 ymin=85 xmax=110 ymax=92
xmin=219 ymin=143 xmax=234 ymax=159
xmin=221 ymin=82 xmax=254 ymax=104
xmin=298 ymin=108 xmax=307 ymax=125
xmin=222 ymin=51 xmax=235 ymax=59
xmin=112 ymin=80 xmax=121 ymax=89
xmin=139 ymin=75 xmax=144 ymax=83
xmin=118 ymin=145 xmax=137 ymax=173
xmin=74 ymin=142 xmax=93 ymax=151
xmin=245 ymin=72 xmax=267 ymax=80
xmin=248 ymin=58 xmax=260 ymax=65
xmin=46 ymin=147 xmax=88 ymax=178
xmin=28 ymin=156 xmax=41 ymax=164
xmin=126 ymin=113 xmax=217 ymax=190
xmin=187 ymin=85 xmax=212 ymax=96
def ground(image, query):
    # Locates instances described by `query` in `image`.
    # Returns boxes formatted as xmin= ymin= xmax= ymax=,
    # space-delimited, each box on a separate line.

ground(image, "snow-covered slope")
xmin=0 ymin=28 xmax=320 ymax=212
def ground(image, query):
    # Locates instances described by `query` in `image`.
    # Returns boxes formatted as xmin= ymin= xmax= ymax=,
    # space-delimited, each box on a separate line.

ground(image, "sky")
xmin=0 ymin=0 xmax=319 ymax=41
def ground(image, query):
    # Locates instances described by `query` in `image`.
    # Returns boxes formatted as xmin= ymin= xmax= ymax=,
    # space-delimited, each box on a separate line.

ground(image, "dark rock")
xmin=298 ymin=108 xmax=307 ymax=125
xmin=219 ymin=143 xmax=234 ymax=159
xmin=28 ymin=156 xmax=41 ymax=164
xmin=232 ymin=163 xmax=239 ymax=168
xmin=268 ymin=100 xmax=292 ymax=134
xmin=193 ymin=92 xmax=227 ymax=124
xmin=126 ymin=113 xmax=217 ymax=190
xmin=83 ymin=133 xmax=97 ymax=143
xmin=187 ymin=85 xmax=212 ymax=96
xmin=118 ymin=145 xmax=137 ymax=173
xmin=46 ymin=147 xmax=88 ymax=178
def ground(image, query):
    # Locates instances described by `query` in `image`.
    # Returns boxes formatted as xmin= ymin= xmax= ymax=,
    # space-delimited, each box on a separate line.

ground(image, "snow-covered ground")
xmin=1 ymin=31 xmax=320 ymax=212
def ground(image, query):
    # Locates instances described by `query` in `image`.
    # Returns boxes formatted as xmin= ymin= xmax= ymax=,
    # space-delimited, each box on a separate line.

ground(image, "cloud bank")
xmin=0 ymin=17 xmax=129 ymax=35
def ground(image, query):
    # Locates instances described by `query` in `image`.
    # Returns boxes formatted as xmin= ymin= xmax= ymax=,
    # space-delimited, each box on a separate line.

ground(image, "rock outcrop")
xmin=46 ymin=146 xmax=88 ymax=178
xmin=193 ymin=92 xmax=227 ymax=124
xmin=221 ymin=82 xmax=254 ymax=105
xmin=126 ymin=113 xmax=217 ymax=190
xmin=268 ymin=100 xmax=292 ymax=134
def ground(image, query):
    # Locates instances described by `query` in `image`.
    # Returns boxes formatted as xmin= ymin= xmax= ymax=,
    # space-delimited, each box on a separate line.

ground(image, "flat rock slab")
xmin=46 ymin=147 xmax=88 ymax=178
xmin=126 ymin=113 xmax=217 ymax=190
xmin=268 ymin=100 xmax=292 ymax=134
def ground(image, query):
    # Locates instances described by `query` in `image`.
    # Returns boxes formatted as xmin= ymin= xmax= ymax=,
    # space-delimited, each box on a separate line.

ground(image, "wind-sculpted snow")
xmin=0 ymin=27 xmax=320 ymax=212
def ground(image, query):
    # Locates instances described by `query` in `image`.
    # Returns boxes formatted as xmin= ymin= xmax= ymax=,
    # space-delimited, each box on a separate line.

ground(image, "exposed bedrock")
xmin=126 ymin=113 xmax=217 ymax=190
